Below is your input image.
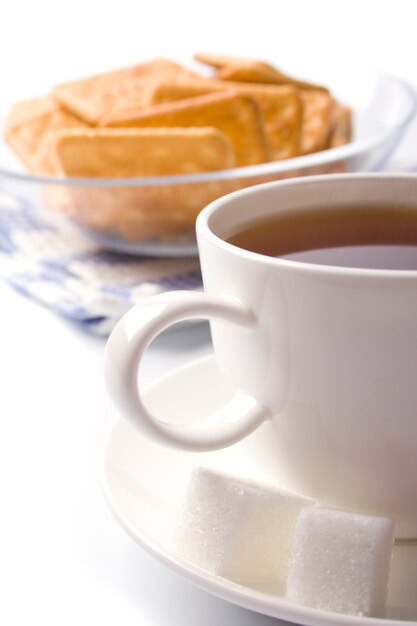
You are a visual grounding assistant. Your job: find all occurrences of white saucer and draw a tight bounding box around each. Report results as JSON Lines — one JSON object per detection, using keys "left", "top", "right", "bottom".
{"left": 101, "top": 355, "right": 417, "bottom": 626}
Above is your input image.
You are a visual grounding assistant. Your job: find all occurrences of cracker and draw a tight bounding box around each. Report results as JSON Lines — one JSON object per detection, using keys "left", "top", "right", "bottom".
{"left": 4, "top": 95, "right": 57, "bottom": 132}
{"left": 54, "top": 59, "right": 200, "bottom": 125}
{"left": 148, "top": 80, "right": 302, "bottom": 160}
{"left": 329, "top": 104, "right": 353, "bottom": 147}
{"left": 241, "top": 84, "right": 302, "bottom": 160}
{"left": 55, "top": 127, "right": 235, "bottom": 177}
{"left": 100, "top": 91, "right": 268, "bottom": 166}
{"left": 4, "top": 95, "right": 86, "bottom": 173}
{"left": 217, "top": 61, "right": 327, "bottom": 92}
{"left": 193, "top": 52, "right": 277, "bottom": 73}
{"left": 300, "top": 90, "right": 335, "bottom": 155}
{"left": 4, "top": 97, "right": 56, "bottom": 171}
{"left": 148, "top": 81, "right": 217, "bottom": 104}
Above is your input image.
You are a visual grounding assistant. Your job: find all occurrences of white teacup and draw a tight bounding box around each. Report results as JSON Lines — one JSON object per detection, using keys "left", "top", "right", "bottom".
{"left": 104, "top": 173, "right": 417, "bottom": 539}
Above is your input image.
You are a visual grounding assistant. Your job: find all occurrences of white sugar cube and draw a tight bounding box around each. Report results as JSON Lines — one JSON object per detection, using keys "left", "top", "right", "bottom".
{"left": 286, "top": 506, "right": 395, "bottom": 616}
{"left": 174, "top": 467, "right": 312, "bottom": 591}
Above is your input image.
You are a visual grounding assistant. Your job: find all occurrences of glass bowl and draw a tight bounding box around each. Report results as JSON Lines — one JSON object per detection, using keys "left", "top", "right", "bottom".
{"left": 0, "top": 71, "right": 415, "bottom": 257}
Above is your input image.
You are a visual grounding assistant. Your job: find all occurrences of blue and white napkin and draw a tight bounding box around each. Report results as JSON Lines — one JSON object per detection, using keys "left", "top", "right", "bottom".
{"left": 0, "top": 192, "right": 202, "bottom": 335}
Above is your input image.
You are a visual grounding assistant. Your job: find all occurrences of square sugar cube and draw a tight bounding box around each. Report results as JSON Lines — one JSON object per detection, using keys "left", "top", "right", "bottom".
{"left": 286, "top": 506, "right": 395, "bottom": 616}
{"left": 174, "top": 467, "right": 312, "bottom": 591}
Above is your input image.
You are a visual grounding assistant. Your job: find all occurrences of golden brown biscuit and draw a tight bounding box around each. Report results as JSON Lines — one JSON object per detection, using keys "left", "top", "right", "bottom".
{"left": 329, "top": 104, "right": 353, "bottom": 147}
{"left": 4, "top": 95, "right": 86, "bottom": 174}
{"left": 55, "top": 127, "right": 235, "bottom": 177}
{"left": 148, "top": 79, "right": 302, "bottom": 160}
{"left": 4, "top": 95, "right": 57, "bottom": 132}
{"left": 217, "top": 61, "right": 327, "bottom": 92}
{"left": 148, "top": 81, "right": 218, "bottom": 104}
{"left": 193, "top": 52, "right": 277, "bottom": 73}
{"left": 300, "top": 90, "right": 335, "bottom": 155}
{"left": 4, "top": 96, "right": 59, "bottom": 171}
{"left": 100, "top": 91, "right": 269, "bottom": 166}
{"left": 54, "top": 59, "right": 200, "bottom": 125}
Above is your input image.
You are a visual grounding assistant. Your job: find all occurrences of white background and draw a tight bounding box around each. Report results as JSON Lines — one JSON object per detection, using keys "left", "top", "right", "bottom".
{"left": 1, "top": 1, "right": 417, "bottom": 625}
{"left": 2, "top": 0, "right": 417, "bottom": 99}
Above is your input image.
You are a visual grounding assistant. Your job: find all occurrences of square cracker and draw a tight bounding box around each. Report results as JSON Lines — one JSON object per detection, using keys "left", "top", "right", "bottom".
{"left": 100, "top": 91, "right": 268, "bottom": 166}
{"left": 53, "top": 59, "right": 200, "bottom": 126}
{"left": 4, "top": 95, "right": 86, "bottom": 173}
{"left": 193, "top": 52, "right": 277, "bottom": 73}
{"left": 217, "top": 62, "right": 327, "bottom": 92}
{"left": 329, "top": 104, "right": 352, "bottom": 147}
{"left": 193, "top": 53, "right": 326, "bottom": 91}
{"left": 55, "top": 127, "right": 235, "bottom": 177}
{"left": 148, "top": 80, "right": 302, "bottom": 160}
{"left": 4, "top": 95, "right": 57, "bottom": 133}
{"left": 300, "top": 90, "right": 335, "bottom": 155}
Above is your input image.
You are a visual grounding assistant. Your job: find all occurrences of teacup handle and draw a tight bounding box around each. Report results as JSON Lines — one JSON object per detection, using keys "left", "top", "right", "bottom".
{"left": 104, "top": 291, "right": 270, "bottom": 451}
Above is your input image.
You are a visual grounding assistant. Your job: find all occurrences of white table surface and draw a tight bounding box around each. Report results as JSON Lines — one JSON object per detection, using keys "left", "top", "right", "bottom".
{"left": 1, "top": 2, "right": 417, "bottom": 624}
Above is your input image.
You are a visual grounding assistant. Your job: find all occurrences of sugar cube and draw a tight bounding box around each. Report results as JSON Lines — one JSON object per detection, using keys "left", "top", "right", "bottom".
{"left": 286, "top": 506, "right": 395, "bottom": 616}
{"left": 174, "top": 467, "right": 312, "bottom": 591}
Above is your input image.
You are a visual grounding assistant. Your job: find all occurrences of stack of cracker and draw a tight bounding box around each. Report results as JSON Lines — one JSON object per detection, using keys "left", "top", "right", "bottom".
{"left": 3, "top": 54, "right": 352, "bottom": 243}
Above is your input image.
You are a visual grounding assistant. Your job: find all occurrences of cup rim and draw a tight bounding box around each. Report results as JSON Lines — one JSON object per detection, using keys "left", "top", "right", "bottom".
{"left": 196, "top": 172, "right": 417, "bottom": 279}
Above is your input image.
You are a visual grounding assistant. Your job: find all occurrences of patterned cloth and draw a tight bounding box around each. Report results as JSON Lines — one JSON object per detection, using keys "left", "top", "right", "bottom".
{"left": 0, "top": 191, "right": 202, "bottom": 335}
